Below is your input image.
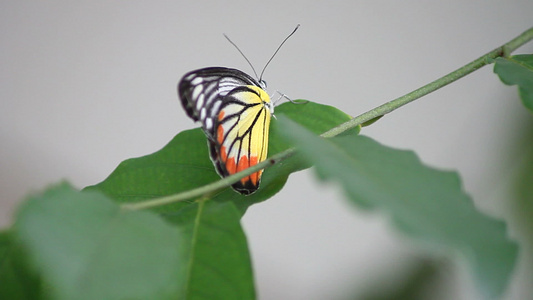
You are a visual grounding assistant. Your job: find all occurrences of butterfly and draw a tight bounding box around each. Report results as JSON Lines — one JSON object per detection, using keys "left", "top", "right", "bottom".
{"left": 178, "top": 67, "right": 272, "bottom": 194}
{"left": 178, "top": 25, "right": 299, "bottom": 195}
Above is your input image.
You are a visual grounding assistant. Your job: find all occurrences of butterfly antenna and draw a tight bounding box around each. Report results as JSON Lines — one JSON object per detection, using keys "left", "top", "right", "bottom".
{"left": 259, "top": 24, "right": 300, "bottom": 81}
{"left": 223, "top": 33, "right": 259, "bottom": 80}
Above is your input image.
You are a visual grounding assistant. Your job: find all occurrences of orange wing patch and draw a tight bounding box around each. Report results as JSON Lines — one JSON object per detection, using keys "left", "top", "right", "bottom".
{"left": 211, "top": 85, "right": 272, "bottom": 195}
{"left": 217, "top": 125, "right": 224, "bottom": 144}
{"left": 249, "top": 156, "right": 260, "bottom": 185}
{"left": 225, "top": 157, "right": 236, "bottom": 175}
{"left": 230, "top": 155, "right": 262, "bottom": 186}
{"left": 236, "top": 155, "right": 249, "bottom": 173}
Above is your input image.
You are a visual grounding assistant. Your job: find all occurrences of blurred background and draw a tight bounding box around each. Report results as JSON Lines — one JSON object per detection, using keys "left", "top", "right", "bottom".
{"left": 2, "top": 1, "right": 533, "bottom": 299}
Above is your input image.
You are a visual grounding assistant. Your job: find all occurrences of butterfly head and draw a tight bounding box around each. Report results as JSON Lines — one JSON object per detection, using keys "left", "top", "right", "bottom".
{"left": 258, "top": 79, "right": 267, "bottom": 90}
{"left": 257, "top": 79, "right": 274, "bottom": 112}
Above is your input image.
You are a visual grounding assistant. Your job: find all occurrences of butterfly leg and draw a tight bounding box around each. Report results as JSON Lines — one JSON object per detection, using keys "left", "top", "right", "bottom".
{"left": 272, "top": 91, "right": 290, "bottom": 105}
{"left": 272, "top": 91, "right": 307, "bottom": 105}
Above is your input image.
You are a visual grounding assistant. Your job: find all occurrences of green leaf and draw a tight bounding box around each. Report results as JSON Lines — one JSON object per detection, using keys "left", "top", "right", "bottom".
{"left": 164, "top": 201, "right": 255, "bottom": 299}
{"left": 507, "top": 120, "right": 533, "bottom": 297}
{"left": 14, "top": 183, "right": 183, "bottom": 300}
{"left": 13, "top": 183, "right": 256, "bottom": 300}
{"left": 85, "top": 101, "right": 357, "bottom": 213}
{"left": 0, "top": 231, "right": 43, "bottom": 300}
{"left": 494, "top": 55, "right": 533, "bottom": 112}
{"left": 277, "top": 116, "right": 518, "bottom": 300}
{"left": 77, "top": 101, "right": 354, "bottom": 300}
{"left": 355, "top": 259, "right": 440, "bottom": 300}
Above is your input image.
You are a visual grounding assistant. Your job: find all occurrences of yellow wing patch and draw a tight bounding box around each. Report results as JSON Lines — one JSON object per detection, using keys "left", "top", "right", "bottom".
{"left": 216, "top": 85, "right": 271, "bottom": 193}
{"left": 178, "top": 67, "right": 274, "bottom": 195}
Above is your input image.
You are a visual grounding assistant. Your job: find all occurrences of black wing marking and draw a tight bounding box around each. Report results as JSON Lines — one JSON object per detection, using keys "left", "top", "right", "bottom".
{"left": 178, "top": 67, "right": 261, "bottom": 137}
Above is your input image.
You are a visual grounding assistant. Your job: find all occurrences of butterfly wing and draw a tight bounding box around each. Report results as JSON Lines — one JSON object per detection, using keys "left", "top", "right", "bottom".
{"left": 178, "top": 67, "right": 272, "bottom": 195}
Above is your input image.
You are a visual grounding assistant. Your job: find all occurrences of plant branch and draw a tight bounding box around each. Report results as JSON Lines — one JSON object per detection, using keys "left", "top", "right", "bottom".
{"left": 122, "top": 26, "right": 533, "bottom": 211}
{"left": 121, "top": 149, "right": 295, "bottom": 210}
{"left": 321, "top": 26, "right": 533, "bottom": 138}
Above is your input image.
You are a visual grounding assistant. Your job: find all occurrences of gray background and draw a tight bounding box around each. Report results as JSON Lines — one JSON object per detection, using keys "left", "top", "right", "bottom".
{"left": 2, "top": 1, "right": 533, "bottom": 299}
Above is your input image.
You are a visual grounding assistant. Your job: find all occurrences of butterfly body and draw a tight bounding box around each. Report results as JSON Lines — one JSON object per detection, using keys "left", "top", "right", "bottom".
{"left": 178, "top": 67, "right": 273, "bottom": 195}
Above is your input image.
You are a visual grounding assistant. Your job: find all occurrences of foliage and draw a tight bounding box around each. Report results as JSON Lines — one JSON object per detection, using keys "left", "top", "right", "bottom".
{"left": 494, "top": 54, "right": 533, "bottom": 112}
{"left": 1, "top": 37, "right": 533, "bottom": 300}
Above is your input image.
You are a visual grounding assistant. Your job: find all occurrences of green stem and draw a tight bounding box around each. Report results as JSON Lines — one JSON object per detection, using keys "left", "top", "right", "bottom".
{"left": 123, "top": 26, "right": 533, "bottom": 211}
{"left": 122, "top": 148, "right": 296, "bottom": 210}
{"left": 321, "top": 26, "right": 533, "bottom": 138}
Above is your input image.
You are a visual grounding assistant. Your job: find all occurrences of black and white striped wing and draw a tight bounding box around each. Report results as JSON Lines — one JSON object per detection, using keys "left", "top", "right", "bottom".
{"left": 178, "top": 67, "right": 261, "bottom": 139}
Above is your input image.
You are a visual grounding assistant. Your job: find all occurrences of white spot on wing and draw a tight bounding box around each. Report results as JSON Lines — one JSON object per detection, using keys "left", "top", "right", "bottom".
{"left": 205, "top": 118, "right": 213, "bottom": 130}
{"left": 196, "top": 94, "right": 205, "bottom": 111}
{"left": 191, "top": 77, "right": 203, "bottom": 85}
{"left": 192, "top": 85, "right": 203, "bottom": 99}
{"left": 218, "top": 78, "right": 242, "bottom": 96}
{"left": 211, "top": 101, "right": 222, "bottom": 116}
{"left": 200, "top": 107, "right": 206, "bottom": 120}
